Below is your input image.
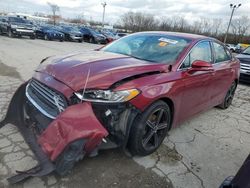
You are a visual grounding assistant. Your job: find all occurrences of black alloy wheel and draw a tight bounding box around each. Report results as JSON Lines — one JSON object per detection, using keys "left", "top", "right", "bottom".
{"left": 218, "top": 81, "right": 237, "bottom": 109}
{"left": 129, "top": 100, "right": 171, "bottom": 156}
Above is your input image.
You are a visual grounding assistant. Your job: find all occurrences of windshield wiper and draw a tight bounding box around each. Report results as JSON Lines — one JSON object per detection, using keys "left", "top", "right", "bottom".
{"left": 129, "top": 54, "right": 158, "bottom": 63}
{"left": 115, "top": 52, "right": 157, "bottom": 63}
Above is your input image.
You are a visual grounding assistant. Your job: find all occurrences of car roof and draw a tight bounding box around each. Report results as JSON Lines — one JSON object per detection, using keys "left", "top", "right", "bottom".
{"left": 134, "top": 31, "right": 213, "bottom": 41}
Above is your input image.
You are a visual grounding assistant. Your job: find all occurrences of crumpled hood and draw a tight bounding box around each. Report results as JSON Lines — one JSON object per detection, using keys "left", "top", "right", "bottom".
{"left": 36, "top": 51, "right": 168, "bottom": 91}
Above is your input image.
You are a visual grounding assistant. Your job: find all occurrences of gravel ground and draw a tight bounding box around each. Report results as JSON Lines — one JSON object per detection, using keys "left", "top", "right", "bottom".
{"left": 0, "top": 36, "right": 249, "bottom": 188}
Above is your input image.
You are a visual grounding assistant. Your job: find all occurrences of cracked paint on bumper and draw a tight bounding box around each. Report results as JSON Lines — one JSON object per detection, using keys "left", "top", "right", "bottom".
{"left": 38, "top": 102, "right": 109, "bottom": 161}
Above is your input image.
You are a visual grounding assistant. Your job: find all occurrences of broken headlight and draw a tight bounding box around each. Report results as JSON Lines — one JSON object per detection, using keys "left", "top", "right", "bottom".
{"left": 74, "top": 89, "right": 140, "bottom": 103}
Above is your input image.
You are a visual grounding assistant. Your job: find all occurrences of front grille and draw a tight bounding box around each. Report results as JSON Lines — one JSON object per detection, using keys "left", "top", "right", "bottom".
{"left": 241, "top": 63, "right": 250, "bottom": 73}
{"left": 26, "top": 79, "right": 68, "bottom": 119}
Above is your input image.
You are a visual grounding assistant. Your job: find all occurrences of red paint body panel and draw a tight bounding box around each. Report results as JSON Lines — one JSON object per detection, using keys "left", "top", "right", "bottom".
{"left": 32, "top": 32, "right": 240, "bottom": 154}
{"left": 38, "top": 102, "right": 108, "bottom": 161}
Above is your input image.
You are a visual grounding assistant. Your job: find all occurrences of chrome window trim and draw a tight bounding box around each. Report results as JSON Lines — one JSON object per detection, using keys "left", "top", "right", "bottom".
{"left": 25, "top": 83, "right": 56, "bottom": 119}
{"left": 177, "top": 39, "right": 213, "bottom": 71}
{"left": 177, "top": 39, "right": 232, "bottom": 71}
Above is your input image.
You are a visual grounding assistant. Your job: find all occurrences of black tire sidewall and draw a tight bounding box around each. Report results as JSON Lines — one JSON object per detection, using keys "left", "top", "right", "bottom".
{"left": 8, "top": 29, "right": 13, "bottom": 37}
{"left": 129, "top": 100, "right": 171, "bottom": 156}
{"left": 218, "top": 81, "right": 237, "bottom": 109}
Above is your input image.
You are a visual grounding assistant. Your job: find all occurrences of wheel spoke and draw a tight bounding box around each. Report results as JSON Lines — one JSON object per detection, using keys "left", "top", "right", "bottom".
{"left": 146, "top": 120, "right": 155, "bottom": 129}
{"left": 154, "top": 133, "right": 159, "bottom": 147}
{"left": 156, "top": 109, "right": 164, "bottom": 125}
{"left": 157, "top": 123, "right": 168, "bottom": 130}
{"left": 143, "top": 130, "right": 154, "bottom": 146}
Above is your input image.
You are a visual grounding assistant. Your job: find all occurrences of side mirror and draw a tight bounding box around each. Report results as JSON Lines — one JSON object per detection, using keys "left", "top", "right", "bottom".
{"left": 190, "top": 60, "right": 213, "bottom": 72}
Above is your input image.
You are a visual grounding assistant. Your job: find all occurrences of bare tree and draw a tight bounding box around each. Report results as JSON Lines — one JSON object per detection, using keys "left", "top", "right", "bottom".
{"left": 47, "top": 2, "right": 60, "bottom": 25}
{"left": 120, "top": 11, "right": 250, "bottom": 44}
{"left": 121, "top": 12, "right": 157, "bottom": 32}
{"left": 211, "top": 18, "right": 222, "bottom": 37}
{"left": 231, "top": 16, "right": 250, "bottom": 42}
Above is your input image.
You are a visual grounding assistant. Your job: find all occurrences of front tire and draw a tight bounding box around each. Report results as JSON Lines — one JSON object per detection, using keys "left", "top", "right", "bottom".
{"left": 218, "top": 81, "right": 237, "bottom": 109}
{"left": 89, "top": 37, "right": 95, "bottom": 43}
{"left": 30, "top": 35, "right": 35, "bottom": 40}
{"left": 44, "top": 34, "right": 48, "bottom": 40}
{"left": 128, "top": 100, "right": 171, "bottom": 156}
{"left": 8, "top": 29, "right": 13, "bottom": 38}
{"left": 55, "top": 139, "right": 86, "bottom": 176}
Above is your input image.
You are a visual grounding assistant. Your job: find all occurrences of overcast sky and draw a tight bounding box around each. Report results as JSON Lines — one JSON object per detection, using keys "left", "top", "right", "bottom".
{"left": 0, "top": 0, "right": 250, "bottom": 24}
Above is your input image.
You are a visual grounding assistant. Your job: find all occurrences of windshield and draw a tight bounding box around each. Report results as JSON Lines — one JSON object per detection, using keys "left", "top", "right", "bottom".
{"left": 242, "top": 47, "right": 250, "bottom": 55}
{"left": 43, "top": 26, "right": 58, "bottom": 31}
{"left": 9, "top": 17, "right": 28, "bottom": 23}
{"left": 102, "top": 34, "right": 191, "bottom": 63}
{"left": 63, "top": 27, "right": 80, "bottom": 33}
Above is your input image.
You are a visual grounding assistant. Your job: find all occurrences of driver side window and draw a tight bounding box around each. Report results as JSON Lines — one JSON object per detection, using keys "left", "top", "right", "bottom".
{"left": 181, "top": 41, "right": 212, "bottom": 69}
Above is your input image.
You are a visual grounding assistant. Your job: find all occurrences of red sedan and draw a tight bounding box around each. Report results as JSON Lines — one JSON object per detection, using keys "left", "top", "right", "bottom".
{"left": 1, "top": 32, "right": 240, "bottom": 183}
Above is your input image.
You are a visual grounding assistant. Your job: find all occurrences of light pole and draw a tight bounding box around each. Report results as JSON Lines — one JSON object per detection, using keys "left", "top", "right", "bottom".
{"left": 224, "top": 3, "right": 241, "bottom": 44}
{"left": 101, "top": 2, "right": 107, "bottom": 27}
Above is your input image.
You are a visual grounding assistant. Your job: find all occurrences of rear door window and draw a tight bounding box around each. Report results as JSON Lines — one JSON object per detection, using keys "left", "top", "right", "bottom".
{"left": 181, "top": 41, "right": 212, "bottom": 69}
{"left": 213, "top": 42, "right": 231, "bottom": 63}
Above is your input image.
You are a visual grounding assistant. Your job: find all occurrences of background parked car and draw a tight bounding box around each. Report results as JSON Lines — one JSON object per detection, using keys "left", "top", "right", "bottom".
{"left": 58, "top": 26, "right": 83, "bottom": 42}
{"left": 36, "top": 25, "right": 64, "bottom": 42}
{"left": 101, "top": 30, "right": 116, "bottom": 43}
{"left": 236, "top": 46, "right": 250, "bottom": 83}
{"left": 79, "top": 27, "right": 107, "bottom": 44}
{"left": 226, "top": 43, "right": 236, "bottom": 52}
{"left": 114, "top": 32, "right": 128, "bottom": 39}
{"left": 0, "top": 16, "right": 35, "bottom": 39}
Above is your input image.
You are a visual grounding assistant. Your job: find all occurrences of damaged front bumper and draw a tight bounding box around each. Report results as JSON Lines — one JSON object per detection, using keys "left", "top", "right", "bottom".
{"left": 0, "top": 82, "right": 109, "bottom": 184}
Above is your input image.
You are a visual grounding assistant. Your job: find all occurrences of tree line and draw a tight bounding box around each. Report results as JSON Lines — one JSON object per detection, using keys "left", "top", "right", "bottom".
{"left": 119, "top": 12, "right": 250, "bottom": 44}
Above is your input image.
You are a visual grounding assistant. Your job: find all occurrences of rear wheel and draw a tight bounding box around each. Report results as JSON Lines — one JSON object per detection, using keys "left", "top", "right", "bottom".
{"left": 129, "top": 100, "right": 171, "bottom": 156}
{"left": 218, "top": 81, "right": 237, "bottom": 109}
